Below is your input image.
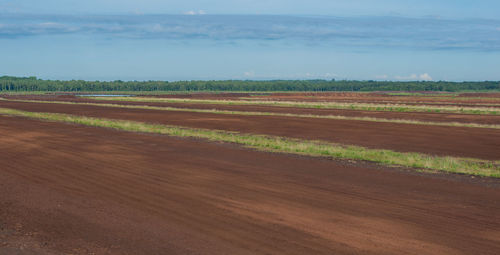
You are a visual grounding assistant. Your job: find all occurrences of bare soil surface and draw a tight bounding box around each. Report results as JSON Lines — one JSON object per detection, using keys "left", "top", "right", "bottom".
{"left": 249, "top": 92, "right": 500, "bottom": 106}
{"left": 0, "top": 100, "right": 499, "bottom": 160}
{"left": 1, "top": 116, "right": 500, "bottom": 254}
{"left": 76, "top": 97, "right": 500, "bottom": 125}
{"left": 250, "top": 96, "right": 500, "bottom": 107}
{"left": 459, "top": 93, "right": 500, "bottom": 98}
{"left": 6, "top": 95, "right": 500, "bottom": 125}
{"left": 137, "top": 91, "right": 500, "bottom": 103}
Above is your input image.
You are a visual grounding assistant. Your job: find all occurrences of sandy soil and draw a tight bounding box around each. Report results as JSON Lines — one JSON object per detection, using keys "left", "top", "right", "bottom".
{"left": 1, "top": 116, "right": 499, "bottom": 254}
{"left": 0, "top": 100, "right": 499, "bottom": 160}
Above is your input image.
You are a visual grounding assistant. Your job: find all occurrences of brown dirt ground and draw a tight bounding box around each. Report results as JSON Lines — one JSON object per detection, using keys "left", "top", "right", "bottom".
{"left": 9, "top": 92, "right": 500, "bottom": 106}
{"left": 140, "top": 91, "right": 500, "bottom": 102}
{"left": 7, "top": 95, "right": 500, "bottom": 125}
{"left": 459, "top": 93, "right": 500, "bottom": 98}
{"left": 119, "top": 91, "right": 500, "bottom": 106}
{"left": 1, "top": 116, "right": 499, "bottom": 254}
{"left": 248, "top": 95, "right": 500, "bottom": 107}
{"left": 0, "top": 100, "right": 499, "bottom": 160}
{"left": 62, "top": 96, "right": 500, "bottom": 125}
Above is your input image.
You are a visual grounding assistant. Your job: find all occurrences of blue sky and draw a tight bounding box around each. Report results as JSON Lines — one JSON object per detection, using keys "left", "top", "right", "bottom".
{"left": 3, "top": 0, "right": 500, "bottom": 18}
{"left": 0, "top": 1, "right": 499, "bottom": 81}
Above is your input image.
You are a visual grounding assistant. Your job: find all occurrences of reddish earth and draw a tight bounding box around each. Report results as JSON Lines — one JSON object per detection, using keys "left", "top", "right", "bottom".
{"left": 67, "top": 97, "right": 500, "bottom": 125}
{"left": 140, "top": 91, "right": 500, "bottom": 103}
{"left": 84, "top": 99, "right": 500, "bottom": 125}
{"left": 248, "top": 94, "right": 500, "bottom": 107}
{"left": 0, "top": 100, "right": 499, "bottom": 160}
{"left": 7, "top": 95, "right": 500, "bottom": 125}
{"left": 1, "top": 116, "right": 500, "bottom": 254}
{"left": 459, "top": 93, "right": 500, "bottom": 98}
{"left": 126, "top": 91, "right": 500, "bottom": 106}
{"left": 151, "top": 92, "right": 266, "bottom": 99}
{"left": 99, "top": 91, "right": 499, "bottom": 105}
{"left": 10, "top": 91, "right": 500, "bottom": 105}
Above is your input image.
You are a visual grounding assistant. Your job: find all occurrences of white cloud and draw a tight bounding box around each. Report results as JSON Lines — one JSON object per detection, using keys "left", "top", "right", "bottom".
{"left": 4, "top": 15, "right": 499, "bottom": 51}
{"left": 395, "top": 74, "right": 417, "bottom": 80}
{"left": 184, "top": 10, "right": 206, "bottom": 15}
{"left": 241, "top": 72, "right": 338, "bottom": 79}
{"left": 243, "top": 70, "right": 255, "bottom": 77}
{"left": 303, "top": 72, "right": 338, "bottom": 78}
{"left": 38, "top": 22, "right": 62, "bottom": 28}
{"left": 151, "top": 24, "right": 163, "bottom": 32}
{"left": 375, "top": 74, "right": 388, "bottom": 79}
{"left": 322, "top": 73, "right": 338, "bottom": 78}
{"left": 419, "top": 73, "right": 433, "bottom": 81}
{"left": 395, "top": 73, "right": 432, "bottom": 81}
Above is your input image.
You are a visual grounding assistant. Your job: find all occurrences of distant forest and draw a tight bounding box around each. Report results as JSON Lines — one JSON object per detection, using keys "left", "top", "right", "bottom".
{"left": 1, "top": 76, "right": 499, "bottom": 92}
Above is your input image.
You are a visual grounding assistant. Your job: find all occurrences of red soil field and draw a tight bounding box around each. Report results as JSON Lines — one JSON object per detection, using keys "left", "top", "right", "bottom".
{"left": 19, "top": 91, "right": 500, "bottom": 105}
{"left": 459, "top": 93, "right": 500, "bottom": 98}
{"left": 248, "top": 92, "right": 500, "bottom": 105}
{"left": 144, "top": 91, "right": 500, "bottom": 103}
{"left": 116, "top": 91, "right": 500, "bottom": 106}
{"left": 1, "top": 116, "right": 499, "bottom": 254}
{"left": 0, "top": 100, "right": 499, "bottom": 160}
{"left": 6, "top": 94, "right": 500, "bottom": 125}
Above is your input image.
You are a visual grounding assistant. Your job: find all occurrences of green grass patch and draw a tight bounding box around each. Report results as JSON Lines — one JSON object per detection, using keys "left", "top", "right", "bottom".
{"left": 0, "top": 107, "right": 499, "bottom": 178}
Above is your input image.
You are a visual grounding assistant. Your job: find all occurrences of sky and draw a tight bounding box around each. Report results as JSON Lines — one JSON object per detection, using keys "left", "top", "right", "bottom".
{"left": 0, "top": 0, "right": 499, "bottom": 81}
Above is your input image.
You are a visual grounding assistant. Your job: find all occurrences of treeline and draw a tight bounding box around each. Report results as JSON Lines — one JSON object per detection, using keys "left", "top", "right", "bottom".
{"left": 0, "top": 76, "right": 499, "bottom": 92}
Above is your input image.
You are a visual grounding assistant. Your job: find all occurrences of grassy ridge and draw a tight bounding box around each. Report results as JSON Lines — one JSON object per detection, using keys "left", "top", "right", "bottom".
{"left": 0, "top": 107, "right": 498, "bottom": 177}
{"left": 3, "top": 98, "right": 500, "bottom": 129}
{"left": 89, "top": 96, "right": 500, "bottom": 115}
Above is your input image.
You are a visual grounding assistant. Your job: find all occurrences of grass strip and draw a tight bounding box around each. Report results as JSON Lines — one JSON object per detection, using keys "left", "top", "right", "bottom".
{"left": 87, "top": 96, "right": 500, "bottom": 115}
{"left": 1, "top": 107, "right": 499, "bottom": 177}
{"left": 3, "top": 98, "right": 500, "bottom": 130}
